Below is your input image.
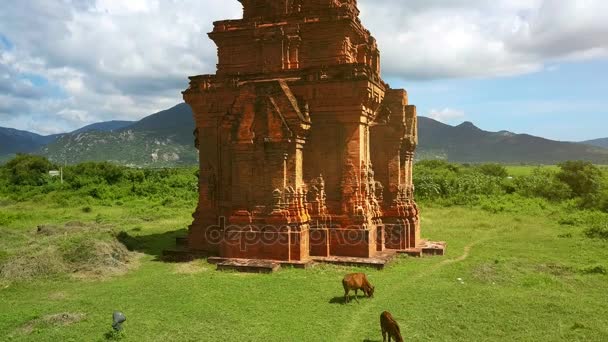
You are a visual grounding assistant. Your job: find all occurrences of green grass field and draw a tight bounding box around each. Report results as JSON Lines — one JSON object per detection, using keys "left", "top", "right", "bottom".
{"left": 505, "top": 165, "right": 560, "bottom": 177}
{"left": 1, "top": 195, "right": 608, "bottom": 341}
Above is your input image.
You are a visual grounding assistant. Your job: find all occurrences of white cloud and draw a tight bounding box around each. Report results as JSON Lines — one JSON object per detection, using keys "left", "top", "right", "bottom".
{"left": 0, "top": 0, "right": 607, "bottom": 134}
{"left": 0, "top": 0, "right": 242, "bottom": 134}
{"left": 428, "top": 108, "right": 466, "bottom": 123}
{"left": 361, "top": 0, "right": 608, "bottom": 79}
{"left": 95, "top": 0, "right": 159, "bottom": 14}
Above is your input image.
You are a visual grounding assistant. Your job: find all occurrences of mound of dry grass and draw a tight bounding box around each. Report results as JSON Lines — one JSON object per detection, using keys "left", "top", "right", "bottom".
{"left": 19, "top": 312, "right": 86, "bottom": 335}
{"left": 0, "top": 222, "right": 139, "bottom": 282}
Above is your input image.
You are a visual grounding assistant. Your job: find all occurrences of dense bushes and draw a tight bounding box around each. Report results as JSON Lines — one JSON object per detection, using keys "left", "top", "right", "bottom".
{"left": 476, "top": 163, "right": 508, "bottom": 178}
{"left": 64, "top": 162, "right": 125, "bottom": 186}
{"left": 514, "top": 168, "right": 572, "bottom": 201}
{"left": 555, "top": 161, "right": 606, "bottom": 209}
{"left": 413, "top": 160, "right": 607, "bottom": 212}
{"left": 0, "top": 155, "right": 198, "bottom": 204}
{"left": 414, "top": 161, "right": 505, "bottom": 202}
{"left": 2, "top": 154, "right": 56, "bottom": 186}
{"left": 557, "top": 161, "right": 603, "bottom": 198}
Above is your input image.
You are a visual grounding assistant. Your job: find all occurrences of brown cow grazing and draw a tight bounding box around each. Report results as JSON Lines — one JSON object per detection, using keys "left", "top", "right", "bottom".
{"left": 342, "top": 273, "right": 374, "bottom": 303}
{"left": 380, "top": 311, "right": 403, "bottom": 342}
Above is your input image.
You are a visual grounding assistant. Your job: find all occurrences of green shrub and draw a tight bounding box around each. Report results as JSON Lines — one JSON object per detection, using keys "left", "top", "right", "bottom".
{"left": 126, "top": 169, "right": 145, "bottom": 191}
{"left": 515, "top": 168, "right": 571, "bottom": 201}
{"left": 454, "top": 173, "right": 503, "bottom": 196}
{"left": 65, "top": 162, "right": 125, "bottom": 185}
{"left": 557, "top": 161, "right": 603, "bottom": 198}
{"left": 81, "top": 184, "right": 111, "bottom": 200}
{"left": 414, "top": 161, "right": 504, "bottom": 201}
{"left": 3, "top": 154, "right": 55, "bottom": 186}
{"left": 477, "top": 163, "right": 508, "bottom": 178}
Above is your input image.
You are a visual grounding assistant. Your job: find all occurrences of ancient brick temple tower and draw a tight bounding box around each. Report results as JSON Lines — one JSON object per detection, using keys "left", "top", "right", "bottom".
{"left": 183, "top": 0, "right": 438, "bottom": 265}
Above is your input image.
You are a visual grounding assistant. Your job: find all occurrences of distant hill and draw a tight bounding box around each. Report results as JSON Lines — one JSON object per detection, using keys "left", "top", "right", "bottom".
{"left": 0, "top": 127, "right": 58, "bottom": 155}
{"left": 124, "top": 103, "right": 194, "bottom": 145}
{"left": 71, "top": 120, "right": 134, "bottom": 134}
{"left": 581, "top": 138, "right": 608, "bottom": 149}
{"left": 40, "top": 104, "right": 197, "bottom": 167}
{"left": 417, "top": 117, "right": 608, "bottom": 164}
{"left": 1, "top": 119, "right": 135, "bottom": 157}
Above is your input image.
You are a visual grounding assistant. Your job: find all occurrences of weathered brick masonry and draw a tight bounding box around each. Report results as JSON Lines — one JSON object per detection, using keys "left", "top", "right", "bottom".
{"left": 183, "top": 0, "right": 425, "bottom": 263}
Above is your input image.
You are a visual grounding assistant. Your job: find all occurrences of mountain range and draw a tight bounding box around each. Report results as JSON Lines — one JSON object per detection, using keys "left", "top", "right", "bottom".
{"left": 0, "top": 120, "right": 133, "bottom": 156}
{"left": 39, "top": 104, "right": 197, "bottom": 167}
{"left": 70, "top": 120, "right": 134, "bottom": 135}
{"left": 1, "top": 104, "right": 607, "bottom": 166}
{"left": 417, "top": 118, "right": 608, "bottom": 164}
{"left": 582, "top": 138, "right": 608, "bottom": 149}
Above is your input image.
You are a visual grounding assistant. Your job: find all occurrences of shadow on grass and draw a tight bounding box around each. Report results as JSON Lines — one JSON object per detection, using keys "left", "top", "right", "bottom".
{"left": 328, "top": 295, "right": 368, "bottom": 304}
{"left": 363, "top": 340, "right": 382, "bottom": 342}
{"left": 103, "top": 330, "right": 125, "bottom": 341}
{"left": 116, "top": 229, "right": 187, "bottom": 261}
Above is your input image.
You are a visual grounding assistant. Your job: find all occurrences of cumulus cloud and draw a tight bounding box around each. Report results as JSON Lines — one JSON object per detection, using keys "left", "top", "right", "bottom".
{"left": 0, "top": 0, "right": 241, "bottom": 133}
{"left": 427, "top": 108, "right": 466, "bottom": 124}
{"left": 360, "top": 0, "right": 608, "bottom": 79}
{"left": 0, "top": 0, "right": 607, "bottom": 134}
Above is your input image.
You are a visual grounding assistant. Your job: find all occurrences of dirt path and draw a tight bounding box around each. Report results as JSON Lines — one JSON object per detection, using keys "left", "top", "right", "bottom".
{"left": 336, "top": 238, "right": 487, "bottom": 341}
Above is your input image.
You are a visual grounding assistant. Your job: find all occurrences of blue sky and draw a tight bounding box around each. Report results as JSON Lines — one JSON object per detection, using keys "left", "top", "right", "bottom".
{"left": 0, "top": 0, "right": 607, "bottom": 141}
{"left": 393, "top": 59, "right": 608, "bottom": 141}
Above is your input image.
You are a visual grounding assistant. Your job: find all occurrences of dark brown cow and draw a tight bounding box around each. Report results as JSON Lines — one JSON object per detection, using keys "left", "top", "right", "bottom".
{"left": 380, "top": 311, "right": 403, "bottom": 342}
{"left": 342, "top": 273, "right": 374, "bottom": 303}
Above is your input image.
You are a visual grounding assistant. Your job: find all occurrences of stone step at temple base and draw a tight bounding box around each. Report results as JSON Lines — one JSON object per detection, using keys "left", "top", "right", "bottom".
{"left": 420, "top": 240, "right": 447, "bottom": 256}
{"left": 278, "top": 260, "right": 315, "bottom": 269}
{"left": 312, "top": 250, "right": 398, "bottom": 270}
{"left": 211, "top": 258, "right": 282, "bottom": 273}
{"left": 208, "top": 257, "right": 313, "bottom": 272}
{"left": 208, "top": 251, "right": 398, "bottom": 273}
{"left": 396, "top": 241, "right": 447, "bottom": 258}
{"left": 398, "top": 248, "right": 423, "bottom": 257}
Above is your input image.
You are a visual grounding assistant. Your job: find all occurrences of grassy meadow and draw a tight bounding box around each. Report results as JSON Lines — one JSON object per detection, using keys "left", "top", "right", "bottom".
{"left": 1, "top": 157, "right": 607, "bottom": 341}
{"left": 505, "top": 165, "right": 560, "bottom": 177}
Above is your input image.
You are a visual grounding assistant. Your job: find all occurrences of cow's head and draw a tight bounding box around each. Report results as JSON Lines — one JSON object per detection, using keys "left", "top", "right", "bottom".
{"left": 365, "top": 285, "right": 375, "bottom": 298}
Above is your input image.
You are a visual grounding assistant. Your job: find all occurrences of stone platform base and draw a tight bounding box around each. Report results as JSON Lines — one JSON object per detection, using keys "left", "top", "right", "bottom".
{"left": 208, "top": 257, "right": 314, "bottom": 271}
{"left": 398, "top": 248, "right": 423, "bottom": 257}
{"left": 312, "top": 250, "right": 398, "bottom": 270}
{"left": 213, "top": 258, "right": 282, "bottom": 273}
{"left": 421, "top": 240, "right": 447, "bottom": 256}
{"left": 162, "top": 240, "right": 446, "bottom": 273}
{"left": 396, "top": 240, "right": 447, "bottom": 257}
{"left": 206, "top": 250, "right": 397, "bottom": 273}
